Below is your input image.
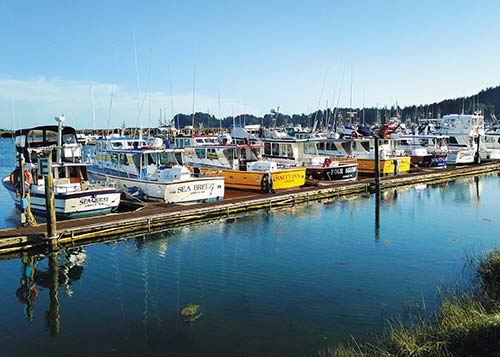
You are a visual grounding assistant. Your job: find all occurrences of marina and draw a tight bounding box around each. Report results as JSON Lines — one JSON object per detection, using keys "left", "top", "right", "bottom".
{"left": 3, "top": 1, "right": 500, "bottom": 354}
{"left": 1, "top": 156, "right": 499, "bottom": 254}
{"left": 1, "top": 160, "right": 499, "bottom": 356}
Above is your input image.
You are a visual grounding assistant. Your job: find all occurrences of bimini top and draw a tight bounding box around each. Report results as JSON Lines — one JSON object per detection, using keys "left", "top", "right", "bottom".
{"left": 14, "top": 125, "right": 80, "bottom": 163}
{"left": 14, "top": 125, "right": 76, "bottom": 138}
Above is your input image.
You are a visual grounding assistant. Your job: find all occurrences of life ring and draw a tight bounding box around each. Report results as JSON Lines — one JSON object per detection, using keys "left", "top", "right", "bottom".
{"left": 30, "top": 285, "right": 39, "bottom": 300}
{"left": 9, "top": 169, "right": 32, "bottom": 188}
{"left": 322, "top": 158, "right": 332, "bottom": 167}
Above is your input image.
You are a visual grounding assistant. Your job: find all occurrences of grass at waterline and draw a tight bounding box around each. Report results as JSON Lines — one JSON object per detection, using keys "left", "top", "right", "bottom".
{"left": 322, "top": 249, "right": 500, "bottom": 357}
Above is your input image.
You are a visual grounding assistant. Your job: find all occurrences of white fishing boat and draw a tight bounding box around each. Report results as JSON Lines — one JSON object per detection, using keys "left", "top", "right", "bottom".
{"left": 89, "top": 136, "right": 225, "bottom": 203}
{"left": 417, "top": 114, "right": 490, "bottom": 164}
{"left": 483, "top": 124, "right": 500, "bottom": 160}
{"left": 390, "top": 134, "right": 449, "bottom": 168}
{"left": 2, "top": 116, "right": 121, "bottom": 219}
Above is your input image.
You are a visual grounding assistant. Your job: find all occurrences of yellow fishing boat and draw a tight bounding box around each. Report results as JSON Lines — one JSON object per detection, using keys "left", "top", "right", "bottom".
{"left": 351, "top": 138, "right": 411, "bottom": 175}
{"left": 182, "top": 142, "right": 306, "bottom": 192}
{"left": 356, "top": 157, "right": 411, "bottom": 175}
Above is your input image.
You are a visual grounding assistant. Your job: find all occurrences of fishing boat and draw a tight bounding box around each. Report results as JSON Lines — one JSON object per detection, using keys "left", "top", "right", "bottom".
{"left": 417, "top": 114, "right": 491, "bottom": 164}
{"left": 181, "top": 141, "right": 306, "bottom": 192}
{"left": 351, "top": 138, "right": 411, "bottom": 175}
{"left": 483, "top": 124, "right": 500, "bottom": 160}
{"left": 230, "top": 125, "right": 357, "bottom": 181}
{"left": 2, "top": 116, "right": 121, "bottom": 219}
{"left": 390, "top": 134, "right": 449, "bottom": 168}
{"left": 89, "top": 136, "right": 225, "bottom": 203}
{"left": 261, "top": 138, "right": 358, "bottom": 181}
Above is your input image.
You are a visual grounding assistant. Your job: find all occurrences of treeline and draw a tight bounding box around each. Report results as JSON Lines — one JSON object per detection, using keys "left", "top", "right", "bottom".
{"left": 167, "top": 86, "right": 500, "bottom": 130}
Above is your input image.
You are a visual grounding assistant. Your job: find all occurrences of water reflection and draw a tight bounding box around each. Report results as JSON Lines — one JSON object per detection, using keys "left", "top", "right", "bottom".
{"left": 15, "top": 247, "right": 88, "bottom": 336}
{"left": 16, "top": 254, "right": 38, "bottom": 321}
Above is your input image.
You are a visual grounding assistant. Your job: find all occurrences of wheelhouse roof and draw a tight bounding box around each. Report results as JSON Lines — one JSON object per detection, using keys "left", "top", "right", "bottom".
{"left": 15, "top": 125, "right": 76, "bottom": 137}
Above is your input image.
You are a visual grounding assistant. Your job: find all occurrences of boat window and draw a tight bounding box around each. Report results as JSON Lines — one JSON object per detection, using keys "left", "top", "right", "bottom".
{"left": 145, "top": 153, "right": 157, "bottom": 165}
{"left": 222, "top": 149, "right": 234, "bottom": 161}
{"left": 207, "top": 148, "right": 218, "bottom": 159}
{"left": 159, "top": 152, "right": 177, "bottom": 164}
{"left": 195, "top": 148, "right": 206, "bottom": 159}
{"left": 327, "top": 142, "right": 338, "bottom": 151}
{"left": 341, "top": 142, "right": 352, "bottom": 155}
{"left": 112, "top": 142, "right": 123, "bottom": 149}
{"left": 448, "top": 137, "right": 466, "bottom": 147}
{"left": 63, "top": 134, "right": 76, "bottom": 144}
{"left": 280, "top": 144, "right": 293, "bottom": 158}
{"left": 15, "top": 135, "right": 26, "bottom": 147}
{"left": 45, "top": 130, "right": 58, "bottom": 143}
{"left": 251, "top": 148, "right": 261, "bottom": 160}
{"left": 57, "top": 167, "right": 66, "bottom": 178}
{"left": 132, "top": 154, "right": 142, "bottom": 171}
{"left": 264, "top": 142, "right": 271, "bottom": 155}
{"left": 111, "top": 153, "right": 119, "bottom": 164}
{"left": 238, "top": 149, "right": 246, "bottom": 160}
{"left": 120, "top": 153, "right": 128, "bottom": 165}
{"left": 272, "top": 143, "right": 280, "bottom": 156}
{"left": 303, "top": 143, "right": 317, "bottom": 155}
{"left": 360, "top": 141, "right": 370, "bottom": 152}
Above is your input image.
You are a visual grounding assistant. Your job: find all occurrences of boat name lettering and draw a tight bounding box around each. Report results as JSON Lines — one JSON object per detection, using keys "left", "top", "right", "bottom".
{"left": 177, "top": 183, "right": 215, "bottom": 193}
{"left": 80, "top": 196, "right": 109, "bottom": 205}
{"left": 274, "top": 173, "right": 303, "bottom": 181}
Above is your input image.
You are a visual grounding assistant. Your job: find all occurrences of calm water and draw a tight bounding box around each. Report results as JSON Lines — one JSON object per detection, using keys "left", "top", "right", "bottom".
{"left": 1, "top": 138, "right": 500, "bottom": 356}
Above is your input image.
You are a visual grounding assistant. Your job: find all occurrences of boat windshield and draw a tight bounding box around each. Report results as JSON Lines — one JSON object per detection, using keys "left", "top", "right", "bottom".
{"left": 158, "top": 151, "right": 179, "bottom": 165}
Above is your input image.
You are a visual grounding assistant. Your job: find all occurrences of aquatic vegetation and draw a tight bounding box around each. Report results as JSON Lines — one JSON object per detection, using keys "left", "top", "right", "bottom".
{"left": 322, "top": 248, "right": 500, "bottom": 357}
{"left": 180, "top": 304, "right": 203, "bottom": 322}
{"left": 478, "top": 248, "right": 500, "bottom": 301}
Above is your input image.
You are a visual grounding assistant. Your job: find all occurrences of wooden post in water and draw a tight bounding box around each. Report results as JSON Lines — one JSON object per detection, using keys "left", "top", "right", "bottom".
{"left": 47, "top": 251, "right": 60, "bottom": 336}
{"left": 375, "top": 187, "right": 381, "bottom": 241}
{"left": 374, "top": 135, "right": 381, "bottom": 191}
{"left": 42, "top": 151, "right": 57, "bottom": 243}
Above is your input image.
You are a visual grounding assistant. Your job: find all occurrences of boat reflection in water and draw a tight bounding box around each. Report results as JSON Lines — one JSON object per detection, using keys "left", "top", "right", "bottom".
{"left": 15, "top": 248, "right": 87, "bottom": 335}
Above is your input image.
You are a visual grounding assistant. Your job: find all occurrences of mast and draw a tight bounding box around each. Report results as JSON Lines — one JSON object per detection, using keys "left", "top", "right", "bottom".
{"left": 191, "top": 69, "right": 196, "bottom": 138}
{"left": 133, "top": 32, "right": 142, "bottom": 141}
{"left": 90, "top": 85, "right": 96, "bottom": 132}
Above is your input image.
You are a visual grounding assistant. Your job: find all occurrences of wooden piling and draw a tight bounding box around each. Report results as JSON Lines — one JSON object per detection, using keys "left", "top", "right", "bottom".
{"left": 374, "top": 136, "right": 381, "bottom": 191}
{"left": 44, "top": 152, "right": 57, "bottom": 241}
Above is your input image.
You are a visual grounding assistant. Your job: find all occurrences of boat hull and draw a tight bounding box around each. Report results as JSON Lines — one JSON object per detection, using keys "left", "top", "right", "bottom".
{"left": 193, "top": 167, "right": 306, "bottom": 192}
{"left": 306, "top": 163, "right": 358, "bottom": 181}
{"left": 2, "top": 176, "right": 121, "bottom": 219}
{"left": 356, "top": 157, "right": 411, "bottom": 175}
{"left": 89, "top": 169, "right": 225, "bottom": 203}
{"left": 411, "top": 153, "right": 448, "bottom": 168}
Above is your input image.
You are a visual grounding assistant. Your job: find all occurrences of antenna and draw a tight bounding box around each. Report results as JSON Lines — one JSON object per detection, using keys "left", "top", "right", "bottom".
{"left": 133, "top": 32, "right": 142, "bottom": 140}
{"left": 218, "top": 92, "right": 222, "bottom": 132}
{"left": 349, "top": 67, "right": 353, "bottom": 110}
{"left": 107, "top": 86, "right": 114, "bottom": 137}
{"left": 313, "top": 69, "right": 328, "bottom": 131}
{"left": 10, "top": 97, "right": 16, "bottom": 132}
{"left": 90, "top": 85, "right": 96, "bottom": 132}
{"left": 191, "top": 69, "right": 196, "bottom": 137}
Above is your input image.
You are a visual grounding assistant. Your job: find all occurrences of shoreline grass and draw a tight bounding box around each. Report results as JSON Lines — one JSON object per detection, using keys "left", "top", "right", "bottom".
{"left": 323, "top": 248, "right": 500, "bottom": 357}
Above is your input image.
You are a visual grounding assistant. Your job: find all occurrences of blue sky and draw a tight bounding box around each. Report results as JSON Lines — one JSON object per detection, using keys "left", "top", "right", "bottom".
{"left": 1, "top": 0, "right": 499, "bottom": 129}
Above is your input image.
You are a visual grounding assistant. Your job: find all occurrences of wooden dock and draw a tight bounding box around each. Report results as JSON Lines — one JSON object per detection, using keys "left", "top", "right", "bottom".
{"left": 1, "top": 162, "right": 499, "bottom": 257}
